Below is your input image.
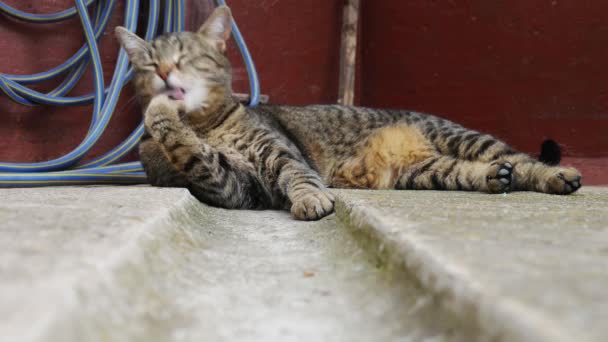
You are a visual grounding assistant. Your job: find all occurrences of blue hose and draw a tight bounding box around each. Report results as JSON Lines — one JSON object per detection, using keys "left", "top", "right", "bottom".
{"left": 0, "top": 0, "right": 260, "bottom": 187}
{"left": 215, "top": 0, "right": 260, "bottom": 106}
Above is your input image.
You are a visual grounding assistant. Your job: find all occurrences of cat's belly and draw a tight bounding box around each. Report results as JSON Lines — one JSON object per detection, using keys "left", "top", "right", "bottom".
{"left": 328, "top": 124, "right": 435, "bottom": 189}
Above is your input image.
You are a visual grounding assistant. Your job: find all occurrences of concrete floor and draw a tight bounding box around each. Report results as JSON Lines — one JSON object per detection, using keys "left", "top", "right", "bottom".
{"left": 336, "top": 187, "right": 608, "bottom": 342}
{"left": 1, "top": 186, "right": 607, "bottom": 341}
{"left": 0, "top": 186, "right": 464, "bottom": 342}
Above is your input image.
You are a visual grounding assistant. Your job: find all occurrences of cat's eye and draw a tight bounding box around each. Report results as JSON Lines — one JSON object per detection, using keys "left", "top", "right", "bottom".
{"left": 142, "top": 62, "right": 158, "bottom": 70}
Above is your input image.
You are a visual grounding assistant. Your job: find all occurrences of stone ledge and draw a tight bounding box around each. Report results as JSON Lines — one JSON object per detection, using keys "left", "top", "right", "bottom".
{"left": 3, "top": 186, "right": 450, "bottom": 342}
{"left": 0, "top": 186, "right": 201, "bottom": 341}
{"left": 334, "top": 187, "right": 608, "bottom": 342}
{"left": 5, "top": 185, "right": 607, "bottom": 341}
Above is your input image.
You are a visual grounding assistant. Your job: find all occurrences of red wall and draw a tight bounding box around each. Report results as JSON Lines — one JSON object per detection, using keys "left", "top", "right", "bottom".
{"left": 359, "top": 1, "right": 608, "bottom": 158}
{"left": 0, "top": 1, "right": 606, "bottom": 182}
{"left": 208, "top": 0, "right": 607, "bottom": 159}
{"left": 189, "top": 0, "right": 345, "bottom": 105}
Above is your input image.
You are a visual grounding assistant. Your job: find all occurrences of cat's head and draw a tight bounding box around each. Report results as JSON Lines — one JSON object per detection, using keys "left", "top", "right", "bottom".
{"left": 115, "top": 6, "right": 233, "bottom": 112}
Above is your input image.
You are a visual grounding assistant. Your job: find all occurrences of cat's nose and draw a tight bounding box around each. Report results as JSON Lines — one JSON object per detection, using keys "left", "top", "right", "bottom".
{"left": 157, "top": 63, "right": 175, "bottom": 81}
{"left": 164, "top": 75, "right": 178, "bottom": 90}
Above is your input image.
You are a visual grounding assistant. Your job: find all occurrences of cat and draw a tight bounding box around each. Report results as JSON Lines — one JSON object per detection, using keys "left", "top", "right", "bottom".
{"left": 115, "top": 6, "right": 582, "bottom": 221}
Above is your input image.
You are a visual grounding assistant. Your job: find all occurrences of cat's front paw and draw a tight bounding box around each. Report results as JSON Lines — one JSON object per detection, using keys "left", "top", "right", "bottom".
{"left": 144, "top": 95, "right": 184, "bottom": 129}
{"left": 485, "top": 161, "right": 513, "bottom": 193}
{"left": 291, "top": 190, "right": 335, "bottom": 221}
{"left": 544, "top": 167, "right": 582, "bottom": 195}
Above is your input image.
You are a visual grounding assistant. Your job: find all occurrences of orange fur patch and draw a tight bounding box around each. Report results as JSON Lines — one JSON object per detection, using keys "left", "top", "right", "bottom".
{"left": 307, "top": 142, "right": 326, "bottom": 172}
{"left": 332, "top": 125, "right": 435, "bottom": 189}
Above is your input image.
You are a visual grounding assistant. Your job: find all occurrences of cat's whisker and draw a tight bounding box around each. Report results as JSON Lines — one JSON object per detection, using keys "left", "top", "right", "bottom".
{"left": 114, "top": 95, "right": 140, "bottom": 115}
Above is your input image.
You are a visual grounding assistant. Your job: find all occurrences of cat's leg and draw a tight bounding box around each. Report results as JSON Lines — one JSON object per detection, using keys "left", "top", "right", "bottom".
{"left": 139, "top": 130, "right": 189, "bottom": 187}
{"left": 424, "top": 120, "right": 582, "bottom": 194}
{"left": 252, "top": 140, "right": 335, "bottom": 221}
{"left": 420, "top": 118, "right": 517, "bottom": 161}
{"left": 144, "top": 95, "right": 273, "bottom": 209}
{"left": 395, "top": 155, "right": 515, "bottom": 193}
{"left": 456, "top": 136, "right": 582, "bottom": 194}
{"left": 277, "top": 158, "right": 335, "bottom": 220}
{"left": 487, "top": 154, "right": 581, "bottom": 194}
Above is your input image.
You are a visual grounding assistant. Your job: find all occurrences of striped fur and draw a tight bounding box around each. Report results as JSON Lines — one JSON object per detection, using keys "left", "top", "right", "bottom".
{"left": 117, "top": 6, "right": 582, "bottom": 221}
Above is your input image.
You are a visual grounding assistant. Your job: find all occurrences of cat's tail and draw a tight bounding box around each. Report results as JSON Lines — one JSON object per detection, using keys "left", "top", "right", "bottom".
{"left": 538, "top": 139, "right": 561, "bottom": 166}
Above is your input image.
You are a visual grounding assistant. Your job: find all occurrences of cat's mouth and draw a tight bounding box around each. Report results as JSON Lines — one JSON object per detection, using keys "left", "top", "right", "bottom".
{"left": 164, "top": 87, "right": 186, "bottom": 101}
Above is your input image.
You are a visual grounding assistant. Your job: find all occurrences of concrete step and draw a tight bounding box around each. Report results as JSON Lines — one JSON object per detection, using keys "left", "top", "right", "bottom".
{"left": 3, "top": 186, "right": 607, "bottom": 341}
{"left": 2, "top": 186, "right": 463, "bottom": 342}
{"left": 0, "top": 186, "right": 202, "bottom": 341}
{"left": 334, "top": 187, "right": 608, "bottom": 342}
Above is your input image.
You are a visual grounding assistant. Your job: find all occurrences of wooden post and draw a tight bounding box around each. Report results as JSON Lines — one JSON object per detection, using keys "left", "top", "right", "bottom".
{"left": 338, "top": 0, "right": 360, "bottom": 106}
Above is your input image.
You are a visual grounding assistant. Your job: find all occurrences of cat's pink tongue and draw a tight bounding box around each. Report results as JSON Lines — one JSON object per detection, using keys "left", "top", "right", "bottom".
{"left": 168, "top": 88, "right": 185, "bottom": 100}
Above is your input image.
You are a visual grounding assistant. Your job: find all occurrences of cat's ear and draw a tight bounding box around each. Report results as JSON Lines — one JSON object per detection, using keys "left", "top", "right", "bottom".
{"left": 115, "top": 26, "right": 151, "bottom": 64}
{"left": 198, "top": 6, "right": 232, "bottom": 53}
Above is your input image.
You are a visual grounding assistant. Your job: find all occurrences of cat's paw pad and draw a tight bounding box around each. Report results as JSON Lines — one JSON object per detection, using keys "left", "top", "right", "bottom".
{"left": 486, "top": 162, "right": 513, "bottom": 193}
{"left": 291, "top": 190, "right": 335, "bottom": 221}
{"left": 545, "top": 167, "right": 582, "bottom": 195}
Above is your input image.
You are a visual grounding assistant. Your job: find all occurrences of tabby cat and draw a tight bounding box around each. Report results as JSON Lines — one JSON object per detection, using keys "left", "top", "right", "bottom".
{"left": 115, "top": 6, "right": 582, "bottom": 221}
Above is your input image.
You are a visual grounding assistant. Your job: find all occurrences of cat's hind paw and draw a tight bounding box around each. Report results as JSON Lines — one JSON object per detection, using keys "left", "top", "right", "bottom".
{"left": 486, "top": 162, "right": 513, "bottom": 193}
{"left": 291, "top": 190, "right": 335, "bottom": 221}
{"left": 544, "top": 167, "right": 582, "bottom": 195}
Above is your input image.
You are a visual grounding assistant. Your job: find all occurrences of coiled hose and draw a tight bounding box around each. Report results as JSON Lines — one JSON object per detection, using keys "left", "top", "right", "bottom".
{"left": 0, "top": 0, "right": 259, "bottom": 187}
